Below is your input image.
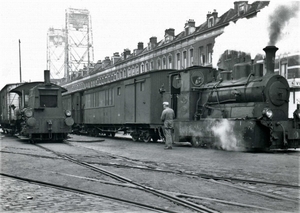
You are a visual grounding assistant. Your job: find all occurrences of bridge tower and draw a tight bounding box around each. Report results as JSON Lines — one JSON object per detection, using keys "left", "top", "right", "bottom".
{"left": 46, "top": 28, "right": 66, "bottom": 80}
{"left": 65, "top": 8, "right": 94, "bottom": 81}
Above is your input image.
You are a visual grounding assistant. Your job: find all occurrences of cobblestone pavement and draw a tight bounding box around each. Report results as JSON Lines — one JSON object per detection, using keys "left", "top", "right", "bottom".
{"left": 0, "top": 176, "right": 154, "bottom": 213}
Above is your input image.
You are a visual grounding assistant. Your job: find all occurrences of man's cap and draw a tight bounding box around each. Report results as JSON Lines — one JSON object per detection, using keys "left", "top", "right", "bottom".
{"left": 163, "top": 102, "right": 169, "bottom": 105}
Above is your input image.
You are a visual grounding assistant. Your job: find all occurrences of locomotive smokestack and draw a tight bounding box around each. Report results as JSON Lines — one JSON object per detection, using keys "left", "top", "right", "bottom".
{"left": 263, "top": 46, "right": 278, "bottom": 75}
{"left": 44, "top": 70, "right": 51, "bottom": 85}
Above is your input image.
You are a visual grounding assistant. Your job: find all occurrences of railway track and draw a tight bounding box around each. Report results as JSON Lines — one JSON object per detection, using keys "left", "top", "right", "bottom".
{"left": 1, "top": 136, "right": 298, "bottom": 212}
{"left": 0, "top": 173, "right": 172, "bottom": 213}
{"left": 67, "top": 141, "right": 300, "bottom": 189}
{"left": 64, "top": 141, "right": 300, "bottom": 205}
{"left": 35, "top": 143, "right": 218, "bottom": 213}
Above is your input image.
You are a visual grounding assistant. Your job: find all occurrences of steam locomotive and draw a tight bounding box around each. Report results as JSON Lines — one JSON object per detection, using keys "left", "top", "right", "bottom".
{"left": 166, "top": 46, "right": 300, "bottom": 149}
{"left": 0, "top": 70, "right": 74, "bottom": 142}
{"left": 61, "top": 45, "right": 299, "bottom": 150}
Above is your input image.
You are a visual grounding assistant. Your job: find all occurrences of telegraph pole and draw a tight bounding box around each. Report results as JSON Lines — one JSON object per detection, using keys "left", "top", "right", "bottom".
{"left": 19, "top": 39, "right": 22, "bottom": 82}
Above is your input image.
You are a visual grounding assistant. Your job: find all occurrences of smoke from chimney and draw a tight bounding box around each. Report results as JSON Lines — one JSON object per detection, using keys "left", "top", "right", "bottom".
{"left": 212, "top": 2, "right": 300, "bottom": 68}
{"left": 268, "top": 3, "right": 300, "bottom": 45}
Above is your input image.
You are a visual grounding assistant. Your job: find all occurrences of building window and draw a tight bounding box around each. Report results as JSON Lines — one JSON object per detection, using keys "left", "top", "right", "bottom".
{"left": 117, "top": 87, "right": 121, "bottom": 96}
{"left": 199, "top": 46, "right": 205, "bottom": 65}
{"left": 141, "top": 64, "right": 144, "bottom": 73}
{"left": 207, "top": 44, "right": 213, "bottom": 64}
{"left": 208, "top": 17, "right": 214, "bottom": 28}
{"left": 157, "top": 59, "right": 161, "bottom": 70}
{"left": 168, "top": 56, "right": 172, "bottom": 69}
{"left": 226, "top": 50, "right": 232, "bottom": 60}
{"left": 135, "top": 65, "right": 139, "bottom": 74}
{"left": 145, "top": 62, "right": 149, "bottom": 71}
{"left": 183, "top": 51, "right": 187, "bottom": 68}
{"left": 150, "top": 61, "right": 154, "bottom": 70}
{"left": 189, "top": 49, "right": 194, "bottom": 66}
{"left": 177, "top": 53, "right": 181, "bottom": 69}
{"left": 239, "top": 4, "right": 246, "bottom": 16}
{"left": 163, "top": 57, "right": 166, "bottom": 69}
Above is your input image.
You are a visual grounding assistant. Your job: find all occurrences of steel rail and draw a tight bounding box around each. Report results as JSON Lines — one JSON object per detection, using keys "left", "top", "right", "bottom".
{"left": 66, "top": 142, "right": 300, "bottom": 189}
{"left": 36, "top": 144, "right": 218, "bottom": 213}
{"left": 0, "top": 173, "right": 172, "bottom": 213}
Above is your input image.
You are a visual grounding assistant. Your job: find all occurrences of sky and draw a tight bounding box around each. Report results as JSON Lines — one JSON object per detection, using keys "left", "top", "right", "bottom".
{"left": 0, "top": 0, "right": 236, "bottom": 89}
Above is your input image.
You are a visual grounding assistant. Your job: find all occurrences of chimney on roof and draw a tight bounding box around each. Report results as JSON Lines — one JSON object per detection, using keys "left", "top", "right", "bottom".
{"left": 234, "top": 1, "right": 248, "bottom": 13}
{"left": 164, "top": 28, "right": 175, "bottom": 43}
{"left": 111, "top": 52, "right": 120, "bottom": 64}
{"left": 148, "top": 37, "right": 157, "bottom": 50}
{"left": 138, "top": 42, "right": 144, "bottom": 50}
{"left": 165, "top": 28, "right": 175, "bottom": 37}
{"left": 102, "top": 56, "right": 111, "bottom": 68}
{"left": 207, "top": 11, "right": 212, "bottom": 20}
{"left": 135, "top": 42, "right": 144, "bottom": 55}
{"left": 212, "top": 9, "right": 218, "bottom": 19}
{"left": 123, "top": 49, "right": 131, "bottom": 59}
{"left": 185, "top": 19, "right": 196, "bottom": 35}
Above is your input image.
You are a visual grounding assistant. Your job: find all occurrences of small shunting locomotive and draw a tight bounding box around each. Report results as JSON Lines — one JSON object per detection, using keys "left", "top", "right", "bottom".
{"left": 0, "top": 70, "right": 74, "bottom": 142}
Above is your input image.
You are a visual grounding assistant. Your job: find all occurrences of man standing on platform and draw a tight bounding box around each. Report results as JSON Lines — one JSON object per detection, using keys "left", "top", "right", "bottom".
{"left": 161, "top": 102, "right": 175, "bottom": 149}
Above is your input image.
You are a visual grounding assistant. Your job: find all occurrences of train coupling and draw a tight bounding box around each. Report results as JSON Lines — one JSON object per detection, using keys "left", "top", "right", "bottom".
{"left": 47, "top": 120, "right": 52, "bottom": 132}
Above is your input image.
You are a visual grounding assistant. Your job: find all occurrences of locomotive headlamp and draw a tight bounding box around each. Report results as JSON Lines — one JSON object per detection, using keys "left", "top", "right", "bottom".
{"left": 65, "top": 110, "right": 72, "bottom": 117}
{"left": 24, "top": 108, "right": 33, "bottom": 118}
{"left": 262, "top": 108, "right": 273, "bottom": 119}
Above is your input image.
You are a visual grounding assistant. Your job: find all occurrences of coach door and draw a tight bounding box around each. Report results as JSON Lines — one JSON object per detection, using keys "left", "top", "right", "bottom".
{"left": 124, "top": 81, "right": 135, "bottom": 123}
{"left": 72, "top": 92, "right": 84, "bottom": 124}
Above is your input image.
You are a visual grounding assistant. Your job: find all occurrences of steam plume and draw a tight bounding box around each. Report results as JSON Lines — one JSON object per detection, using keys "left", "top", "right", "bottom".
{"left": 213, "top": 2, "right": 300, "bottom": 68}
{"left": 268, "top": 2, "right": 300, "bottom": 45}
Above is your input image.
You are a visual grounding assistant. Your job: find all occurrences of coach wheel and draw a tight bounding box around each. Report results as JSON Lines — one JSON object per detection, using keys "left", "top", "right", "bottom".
{"left": 142, "top": 132, "right": 151, "bottom": 143}
{"left": 132, "top": 135, "right": 139, "bottom": 142}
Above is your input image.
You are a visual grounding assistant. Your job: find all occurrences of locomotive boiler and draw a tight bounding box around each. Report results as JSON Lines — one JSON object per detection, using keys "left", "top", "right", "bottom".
{"left": 166, "top": 46, "right": 300, "bottom": 150}
{"left": 0, "top": 70, "right": 74, "bottom": 142}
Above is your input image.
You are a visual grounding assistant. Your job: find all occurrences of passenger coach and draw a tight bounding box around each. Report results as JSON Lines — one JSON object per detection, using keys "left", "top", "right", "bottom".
{"left": 62, "top": 69, "right": 176, "bottom": 142}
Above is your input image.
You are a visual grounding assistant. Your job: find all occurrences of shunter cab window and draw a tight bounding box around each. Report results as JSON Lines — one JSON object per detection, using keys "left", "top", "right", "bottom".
{"left": 39, "top": 90, "right": 58, "bottom": 107}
